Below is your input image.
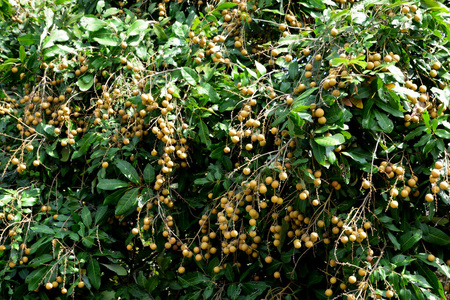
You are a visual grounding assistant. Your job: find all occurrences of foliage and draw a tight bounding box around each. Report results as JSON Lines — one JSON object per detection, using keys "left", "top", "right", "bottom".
{"left": 1, "top": 0, "right": 450, "bottom": 299}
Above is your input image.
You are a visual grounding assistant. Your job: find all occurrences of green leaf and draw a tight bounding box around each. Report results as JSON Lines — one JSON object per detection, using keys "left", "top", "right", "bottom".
{"left": 391, "top": 254, "right": 415, "bottom": 267}
{"left": 399, "top": 229, "right": 422, "bottom": 251}
{"left": 88, "top": 258, "right": 101, "bottom": 290}
{"left": 420, "top": 224, "right": 450, "bottom": 245}
{"left": 42, "top": 29, "right": 70, "bottom": 49}
{"left": 143, "top": 164, "right": 155, "bottom": 184}
{"left": 255, "top": 61, "right": 266, "bottom": 77}
{"left": 415, "top": 261, "right": 446, "bottom": 298}
{"left": 374, "top": 109, "right": 394, "bottom": 133}
{"left": 288, "top": 61, "right": 299, "bottom": 80}
{"left": 241, "top": 282, "right": 269, "bottom": 299}
{"left": 96, "top": 0, "right": 105, "bottom": 13}
{"left": 330, "top": 58, "right": 349, "bottom": 67}
{"left": 115, "top": 188, "right": 139, "bottom": 216}
{"left": 19, "top": 46, "right": 26, "bottom": 62}
{"left": 227, "top": 283, "right": 241, "bottom": 300}
{"left": 416, "top": 253, "right": 450, "bottom": 278}
{"left": 26, "top": 266, "right": 51, "bottom": 291}
{"left": 197, "top": 83, "right": 220, "bottom": 103}
{"left": 387, "top": 65, "right": 405, "bottom": 83}
{"left": 198, "top": 120, "right": 211, "bottom": 147}
{"left": 181, "top": 67, "right": 199, "bottom": 85}
{"left": 153, "top": 23, "right": 168, "bottom": 41}
{"left": 216, "top": 2, "right": 237, "bottom": 10}
{"left": 102, "top": 7, "right": 119, "bottom": 17}
{"left": 77, "top": 73, "right": 94, "bottom": 91}
{"left": 72, "top": 132, "right": 100, "bottom": 159}
{"left": 387, "top": 231, "right": 401, "bottom": 250}
{"left": 435, "top": 129, "right": 450, "bottom": 139}
{"left": 92, "top": 33, "right": 119, "bottom": 46}
{"left": 31, "top": 224, "right": 54, "bottom": 235}
{"left": 178, "top": 272, "right": 209, "bottom": 288}
{"left": 101, "top": 264, "right": 127, "bottom": 276}
{"left": 81, "top": 206, "right": 92, "bottom": 228}
{"left": 28, "top": 254, "right": 54, "bottom": 267}
{"left": 375, "top": 100, "right": 404, "bottom": 117}
{"left": 127, "top": 20, "right": 149, "bottom": 36}
{"left": 147, "top": 275, "right": 159, "bottom": 293}
{"left": 61, "top": 147, "right": 70, "bottom": 162}
{"left": 311, "top": 141, "right": 327, "bottom": 165}
{"left": 98, "top": 179, "right": 129, "bottom": 190}
{"left": 95, "top": 205, "right": 108, "bottom": 224}
{"left": 405, "top": 126, "right": 426, "bottom": 141}
{"left": 80, "top": 17, "right": 107, "bottom": 31}
{"left": 18, "top": 34, "right": 40, "bottom": 45}
{"left": 115, "top": 159, "right": 140, "bottom": 184}
{"left": 314, "top": 134, "right": 345, "bottom": 147}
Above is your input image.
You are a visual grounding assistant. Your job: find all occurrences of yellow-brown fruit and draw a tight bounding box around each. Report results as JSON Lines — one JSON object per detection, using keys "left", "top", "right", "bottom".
{"left": 330, "top": 27, "right": 338, "bottom": 36}
{"left": 348, "top": 275, "right": 357, "bottom": 284}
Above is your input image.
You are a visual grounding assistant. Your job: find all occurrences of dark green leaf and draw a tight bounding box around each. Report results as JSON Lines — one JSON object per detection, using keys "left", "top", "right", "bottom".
{"left": 115, "top": 159, "right": 140, "bottom": 184}
{"left": 81, "top": 206, "right": 92, "bottom": 228}
{"left": 80, "top": 17, "right": 107, "bottom": 31}
{"left": 88, "top": 258, "right": 101, "bottom": 290}
{"left": 115, "top": 188, "right": 139, "bottom": 216}
{"left": 26, "top": 266, "right": 51, "bottom": 291}
{"left": 198, "top": 120, "right": 211, "bottom": 147}
{"left": 374, "top": 109, "right": 394, "bottom": 133}
{"left": 98, "top": 179, "right": 129, "bottom": 190}
{"left": 181, "top": 67, "right": 199, "bottom": 85}
{"left": 314, "top": 134, "right": 345, "bottom": 147}
{"left": 101, "top": 264, "right": 127, "bottom": 276}
{"left": 143, "top": 164, "right": 155, "bottom": 184}
{"left": 399, "top": 229, "right": 422, "bottom": 251}
{"left": 31, "top": 224, "right": 54, "bottom": 235}
{"left": 77, "top": 73, "right": 93, "bottom": 91}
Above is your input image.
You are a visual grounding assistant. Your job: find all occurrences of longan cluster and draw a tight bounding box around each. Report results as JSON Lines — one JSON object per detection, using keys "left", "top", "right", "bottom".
{"left": 189, "top": 31, "right": 231, "bottom": 65}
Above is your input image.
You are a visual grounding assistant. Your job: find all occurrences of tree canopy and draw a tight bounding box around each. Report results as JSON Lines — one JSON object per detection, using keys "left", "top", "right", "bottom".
{"left": 1, "top": 0, "right": 450, "bottom": 299}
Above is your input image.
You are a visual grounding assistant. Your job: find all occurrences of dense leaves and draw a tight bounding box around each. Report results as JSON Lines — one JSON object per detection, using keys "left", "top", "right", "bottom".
{"left": 1, "top": 0, "right": 450, "bottom": 299}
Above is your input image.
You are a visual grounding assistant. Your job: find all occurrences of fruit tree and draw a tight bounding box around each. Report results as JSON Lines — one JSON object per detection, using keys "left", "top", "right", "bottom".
{"left": 1, "top": 0, "right": 450, "bottom": 299}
